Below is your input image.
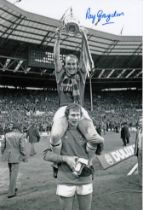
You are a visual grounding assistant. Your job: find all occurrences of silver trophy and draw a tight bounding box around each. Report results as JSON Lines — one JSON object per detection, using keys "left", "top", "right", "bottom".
{"left": 61, "top": 7, "right": 80, "bottom": 36}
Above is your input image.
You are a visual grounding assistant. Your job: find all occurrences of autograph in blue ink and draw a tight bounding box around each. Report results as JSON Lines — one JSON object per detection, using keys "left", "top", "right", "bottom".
{"left": 86, "top": 8, "right": 124, "bottom": 25}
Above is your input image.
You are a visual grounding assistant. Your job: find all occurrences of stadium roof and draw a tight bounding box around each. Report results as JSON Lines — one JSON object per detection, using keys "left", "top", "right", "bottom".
{"left": 0, "top": 0, "right": 142, "bottom": 89}
{"left": 0, "top": 0, "right": 142, "bottom": 55}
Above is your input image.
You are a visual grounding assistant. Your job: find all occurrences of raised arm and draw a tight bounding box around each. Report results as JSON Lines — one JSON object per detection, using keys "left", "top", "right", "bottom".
{"left": 53, "top": 28, "right": 63, "bottom": 73}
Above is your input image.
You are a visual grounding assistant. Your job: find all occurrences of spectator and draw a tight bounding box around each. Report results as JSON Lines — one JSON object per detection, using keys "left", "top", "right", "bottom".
{"left": 1, "top": 122, "right": 27, "bottom": 198}
{"left": 120, "top": 122, "right": 130, "bottom": 146}
{"left": 0, "top": 87, "right": 142, "bottom": 132}
{"left": 26, "top": 121, "right": 40, "bottom": 156}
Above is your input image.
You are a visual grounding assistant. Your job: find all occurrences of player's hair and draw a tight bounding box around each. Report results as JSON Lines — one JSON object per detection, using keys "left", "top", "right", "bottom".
{"left": 63, "top": 54, "right": 79, "bottom": 66}
{"left": 65, "top": 103, "right": 82, "bottom": 118}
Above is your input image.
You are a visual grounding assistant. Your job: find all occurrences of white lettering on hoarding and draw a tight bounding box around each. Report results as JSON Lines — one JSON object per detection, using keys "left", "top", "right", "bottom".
{"left": 97, "top": 144, "right": 135, "bottom": 169}
{"left": 118, "top": 149, "right": 130, "bottom": 159}
{"left": 111, "top": 151, "right": 122, "bottom": 161}
{"left": 111, "top": 145, "right": 134, "bottom": 162}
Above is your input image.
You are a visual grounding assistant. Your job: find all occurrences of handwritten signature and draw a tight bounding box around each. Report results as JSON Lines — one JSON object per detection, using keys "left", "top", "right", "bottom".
{"left": 86, "top": 8, "right": 124, "bottom": 25}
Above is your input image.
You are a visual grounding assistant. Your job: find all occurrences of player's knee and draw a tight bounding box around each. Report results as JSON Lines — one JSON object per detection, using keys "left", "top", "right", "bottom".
{"left": 50, "top": 135, "right": 61, "bottom": 145}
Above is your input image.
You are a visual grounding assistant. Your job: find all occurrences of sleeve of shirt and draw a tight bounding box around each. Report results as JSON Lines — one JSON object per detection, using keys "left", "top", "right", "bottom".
{"left": 19, "top": 135, "right": 27, "bottom": 157}
{"left": 43, "top": 148, "right": 63, "bottom": 163}
{"left": 54, "top": 37, "right": 65, "bottom": 84}
{"left": 54, "top": 35, "right": 63, "bottom": 82}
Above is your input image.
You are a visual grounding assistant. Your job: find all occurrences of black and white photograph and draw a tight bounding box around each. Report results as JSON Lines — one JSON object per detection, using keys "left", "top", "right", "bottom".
{"left": 0, "top": 0, "right": 142, "bottom": 209}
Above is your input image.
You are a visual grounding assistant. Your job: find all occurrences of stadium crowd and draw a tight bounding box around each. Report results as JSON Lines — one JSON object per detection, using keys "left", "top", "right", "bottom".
{"left": 0, "top": 87, "right": 142, "bottom": 134}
